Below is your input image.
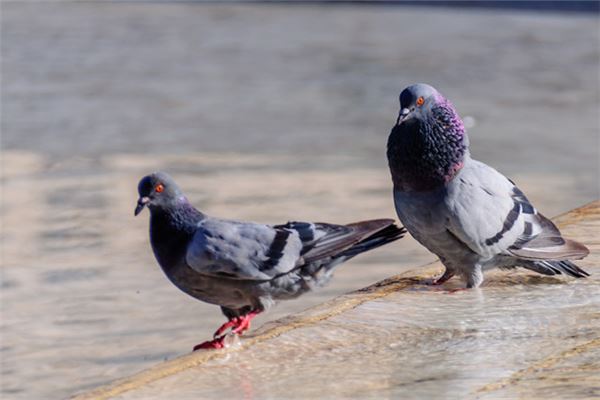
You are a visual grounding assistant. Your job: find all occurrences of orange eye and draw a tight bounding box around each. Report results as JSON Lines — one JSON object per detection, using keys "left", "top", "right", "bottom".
{"left": 416, "top": 97, "right": 425, "bottom": 106}
{"left": 155, "top": 184, "right": 164, "bottom": 193}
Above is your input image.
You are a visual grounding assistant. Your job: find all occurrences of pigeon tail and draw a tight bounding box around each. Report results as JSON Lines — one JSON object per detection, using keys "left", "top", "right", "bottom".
{"left": 509, "top": 237, "right": 589, "bottom": 261}
{"left": 300, "top": 219, "right": 401, "bottom": 264}
{"left": 508, "top": 213, "right": 589, "bottom": 261}
{"left": 338, "top": 223, "right": 406, "bottom": 259}
{"left": 296, "top": 220, "right": 405, "bottom": 285}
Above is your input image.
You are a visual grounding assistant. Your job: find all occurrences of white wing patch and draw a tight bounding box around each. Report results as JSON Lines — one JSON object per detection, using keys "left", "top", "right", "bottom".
{"left": 445, "top": 159, "right": 536, "bottom": 259}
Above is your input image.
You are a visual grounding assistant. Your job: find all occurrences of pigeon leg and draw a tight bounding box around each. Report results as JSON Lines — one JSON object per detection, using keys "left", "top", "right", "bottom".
{"left": 231, "top": 310, "right": 261, "bottom": 335}
{"left": 431, "top": 269, "right": 455, "bottom": 285}
{"left": 192, "top": 310, "right": 261, "bottom": 350}
{"left": 213, "top": 317, "right": 241, "bottom": 338}
{"left": 193, "top": 336, "right": 226, "bottom": 351}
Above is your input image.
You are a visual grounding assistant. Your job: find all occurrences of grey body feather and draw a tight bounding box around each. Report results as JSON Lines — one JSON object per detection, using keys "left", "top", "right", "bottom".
{"left": 394, "top": 156, "right": 588, "bottom": 287}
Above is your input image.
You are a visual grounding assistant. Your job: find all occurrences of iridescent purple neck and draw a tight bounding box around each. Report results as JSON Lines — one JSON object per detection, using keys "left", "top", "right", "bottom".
{"left": 387, "top": 96, "right": 468, "bottom": 192}
{"left": 432, "top": 93, "right": 465, "bottom": 133}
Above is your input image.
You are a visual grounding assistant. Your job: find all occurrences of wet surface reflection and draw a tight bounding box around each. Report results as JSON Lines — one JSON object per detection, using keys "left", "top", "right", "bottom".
{"left": 1, "top": 150, "right": 432, "bottom": 399}
{"left": 114, "top": 261, "right": 599, "bottom": 400}
{"left": 2, "top": 149, "right": 596, "bottom": 399}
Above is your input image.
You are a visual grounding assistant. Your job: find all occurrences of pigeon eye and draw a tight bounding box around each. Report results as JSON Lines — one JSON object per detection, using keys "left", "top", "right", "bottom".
{"left": 155, "top": 184, "right": 164, "bottom": 193}
{"left": 416, "top": 97, "right": 425, "bottom": 106}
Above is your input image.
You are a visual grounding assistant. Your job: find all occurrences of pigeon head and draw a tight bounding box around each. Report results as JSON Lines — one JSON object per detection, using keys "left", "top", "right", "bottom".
{"left": 387, "top": 83, "right": 469, "bottom": 192}
{"left": 135, "top": 172, "right": 184, "bottom": 216}
{"left": 396, "top": 83, "right": 439, "bottom": 125}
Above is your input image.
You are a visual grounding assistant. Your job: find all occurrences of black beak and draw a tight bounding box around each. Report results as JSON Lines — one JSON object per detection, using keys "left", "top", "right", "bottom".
{"left": 396, "top": 108, "right": 411, "bottom": 125}
{"left": 134, "top": 197, "right": 150, "bottom": 216}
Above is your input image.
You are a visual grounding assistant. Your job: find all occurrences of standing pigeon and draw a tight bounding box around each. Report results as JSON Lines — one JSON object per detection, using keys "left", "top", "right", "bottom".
{"left": 135, "top": 172, "right": 405, "bottom": 350}
{"left": 386, "top": 83, "right": 589, "bottom": 288}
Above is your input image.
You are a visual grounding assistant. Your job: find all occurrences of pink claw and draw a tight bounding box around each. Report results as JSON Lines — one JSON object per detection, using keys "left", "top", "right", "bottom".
{"left": 193, "top": 336, "right": 226, "bottom": 351}
{"left": 230, "top": 311, "right": 258, "bottom": 335}
{"left": 193, "top": 310, "right": 262, "bottom": 351}
{"left": 232, "top": 310, "right": 261, "bottom": 335}
{"left": 213, "top": 317, "right": 241, "bottom": 338}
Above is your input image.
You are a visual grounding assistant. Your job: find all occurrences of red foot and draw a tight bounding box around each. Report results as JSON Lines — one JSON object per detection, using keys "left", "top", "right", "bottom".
{"left": 193, "top": 310, "right": 262, "bottom": 351}
{"left": 213, "top": 318, "right": 241, "bottom": 338}
{"left": 193, "top": 336, "right": 226, "bottom": 351}
{"left": 231, "top": 310, "right": 261, "bottom": 335}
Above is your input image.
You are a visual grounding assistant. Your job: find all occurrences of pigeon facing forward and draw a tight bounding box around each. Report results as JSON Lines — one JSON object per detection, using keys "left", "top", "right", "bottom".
{"left": 135, "top": 172, "right": 405, "bottom": 350}
{"left": 387, "top": 83, "right": 589, "bottom": 288}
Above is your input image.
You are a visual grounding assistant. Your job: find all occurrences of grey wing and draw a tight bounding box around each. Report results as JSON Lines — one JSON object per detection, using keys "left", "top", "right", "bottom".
{"left": 507, "top": 210, "right": 589, "bottom": 261}
{"left": 185, "top": 218, "right": 303, "bottom": 281}
{"left": 445, "top": 159, "right": 589, "bottom": 261}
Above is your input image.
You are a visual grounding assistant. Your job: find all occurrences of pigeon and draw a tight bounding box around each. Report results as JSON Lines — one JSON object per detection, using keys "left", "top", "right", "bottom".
{"left": 135, "top": 172, "right": 406, "bottom": 350}
{"left": 386, "top": 83, "right": 589, "bottom": 288}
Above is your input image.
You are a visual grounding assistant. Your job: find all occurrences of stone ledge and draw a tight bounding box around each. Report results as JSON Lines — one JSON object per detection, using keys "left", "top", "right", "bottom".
{"left": 71, "top": 201, "right": 599, "bottom": 400}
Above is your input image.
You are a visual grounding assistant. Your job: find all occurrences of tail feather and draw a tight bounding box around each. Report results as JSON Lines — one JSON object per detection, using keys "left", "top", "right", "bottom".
{"left": 301, "top": 219, "right": 402, "bottom": 263}
{"left": 298, "top": 222, "right": 405, "bottom": 281}
{"left": 340, "top": 224, "right": 406, "bottom": 259}
{"left": 524, "top": 260, "right": 590, "bottom": 278}
{"left": 510, "top": 237, "right": 589, "bottom": 261}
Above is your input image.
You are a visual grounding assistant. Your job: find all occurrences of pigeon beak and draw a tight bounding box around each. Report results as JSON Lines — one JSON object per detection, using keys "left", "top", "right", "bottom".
{"left": 134, "top": 197, "right": 150, "bottom": 216}
{"left": 396, "top": 108, "right": 411, "bottom": 125}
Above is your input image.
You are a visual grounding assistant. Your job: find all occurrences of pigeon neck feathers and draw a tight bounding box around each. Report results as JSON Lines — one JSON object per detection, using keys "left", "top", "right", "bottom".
{"left": 387, "top": 94, "right": 468, "bottom": 192}
{"left": 149, "top": 198, "right": 204, "bottom": 269}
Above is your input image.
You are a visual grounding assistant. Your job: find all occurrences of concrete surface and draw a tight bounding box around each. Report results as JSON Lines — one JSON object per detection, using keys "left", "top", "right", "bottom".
{"left": 71, "top": 201, "right": 600, "bottom": 400}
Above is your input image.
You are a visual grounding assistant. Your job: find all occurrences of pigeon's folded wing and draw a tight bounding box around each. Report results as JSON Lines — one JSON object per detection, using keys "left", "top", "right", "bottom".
{"left": 444, "top": 160, "right": 588, "bottom": 261}
{"left": 186, "top": 218, "right": 399, "bottom": 281}
{"left": 185, "top": 219, "right": 304, "bottom": 281}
